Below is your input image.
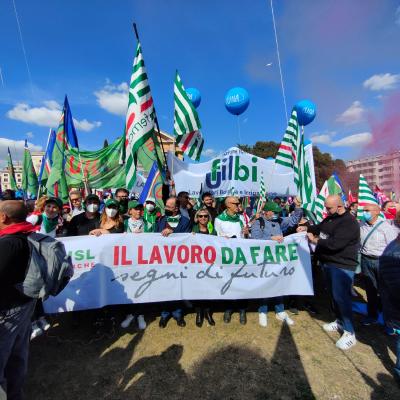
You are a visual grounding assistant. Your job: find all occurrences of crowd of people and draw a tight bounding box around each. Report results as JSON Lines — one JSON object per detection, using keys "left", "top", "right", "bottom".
{"left": 1, "top": 185, "right": 400, "bottom": 399}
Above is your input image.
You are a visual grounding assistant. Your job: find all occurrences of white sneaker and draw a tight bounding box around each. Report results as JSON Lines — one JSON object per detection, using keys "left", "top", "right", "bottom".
{"left": 31, "top": 321, "right": 43, "bottom": 340}
{"left": 336, "top": 331, "right": 357, "bottom": 350}
{"left": 38, "top": 316, "right": 50, "bottom": 331}
{"left": 121, "top": 314, "right": 135, "bottom": 328}
{"left": 258, "top": 312, "right": 268, "bottom": 327}
{"left": 137, "top": 315, "right": 147, "bottom": 330}
{"left": 323, "top": 320, "right": 343, "bottom": 332}
{"left": 275, "top": 311, "right": 294, "bottom": 326}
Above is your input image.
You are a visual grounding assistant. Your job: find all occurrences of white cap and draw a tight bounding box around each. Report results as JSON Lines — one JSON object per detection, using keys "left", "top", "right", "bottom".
{"left": 146, "top": 197, "right": 156, "bottom": 204}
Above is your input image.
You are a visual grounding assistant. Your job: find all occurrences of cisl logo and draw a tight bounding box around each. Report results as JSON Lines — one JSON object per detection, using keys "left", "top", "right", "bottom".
{"left": 205, "top": 155, "right": 259, "bottom": 189}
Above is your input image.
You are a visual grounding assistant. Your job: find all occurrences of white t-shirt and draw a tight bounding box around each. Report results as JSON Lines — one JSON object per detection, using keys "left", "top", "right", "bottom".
{"left": 214, "top": 217, "right": 243, "bottom": 238}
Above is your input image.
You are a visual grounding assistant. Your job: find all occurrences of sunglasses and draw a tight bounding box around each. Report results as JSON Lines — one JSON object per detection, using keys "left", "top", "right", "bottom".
{"left": 230, "top": 202, "right": 240, "bottom": 206}
{"left": 198, "top": 215, "right": 209, "bottom": 219}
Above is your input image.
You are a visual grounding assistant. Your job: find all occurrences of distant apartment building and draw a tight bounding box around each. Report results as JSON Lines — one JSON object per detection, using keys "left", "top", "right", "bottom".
{"left": 0, "top": 151, "right": 44, "bottom": 190}
{"left": 346, "top": 150, "right": 400, "bottom": 196}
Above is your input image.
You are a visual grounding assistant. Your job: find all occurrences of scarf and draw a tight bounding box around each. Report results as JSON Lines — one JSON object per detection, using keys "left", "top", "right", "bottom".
{"left": 0, "top": 221, "right": 37, "bottom": 237}
{"left": 217, "top": 210, "right": 244, "bottom": 227}
{"left": 127, "top": 218, "right": 144, "bottom": 233}
{"left": 143, "top": 209, "right": 157, "bottom": 233}
{"left": 42, "top": 213, "right": 59, "bottom": 233}
{"left": 166, "top": 215, "right": 181, "bottom": 229}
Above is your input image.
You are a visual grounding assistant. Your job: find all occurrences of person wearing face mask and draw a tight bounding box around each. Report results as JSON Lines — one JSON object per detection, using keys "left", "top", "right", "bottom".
{"left": 251, "top": 199, "right": 303, "bottom": 328}
{"left": 67, "top": 194, "right": 101, "bottom": 236}
{"left": 359, "top": 204, "right": 398, "bottom": 326}
{"left": 26, "top": 197, "right": 63, "bottom": 238}
{"left": 382, "top": 201, "right": 397, "bottom": 222}
{"left": 143, "top": 197, "right": 160, "bottom": 232}
{"left": 90, "top": 199, "right": 124, "bottom": 236}
{"left": 114, "top": 188, "right": 129, "bottom": 216}
{"left": 299, "top": 195, "right": 360, "bottom": 350}
{"left": 157, "top": 197, "right": 191, "bottom": 328}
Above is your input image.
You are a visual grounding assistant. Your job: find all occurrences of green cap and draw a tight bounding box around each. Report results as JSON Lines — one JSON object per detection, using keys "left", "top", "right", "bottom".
{"left": 105, "top": 198, "right": 119, "bottom": 208}
{"left": 128, "top": 200, "right": 143, "bottom": 209}
{"left": 263, "top": 201, "right": 282, "bottom": 213}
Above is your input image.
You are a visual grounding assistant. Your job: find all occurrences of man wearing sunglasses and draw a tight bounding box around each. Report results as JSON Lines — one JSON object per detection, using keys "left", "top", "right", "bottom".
{"left": 215, "top": 196, "right": 249, "bottom": 325}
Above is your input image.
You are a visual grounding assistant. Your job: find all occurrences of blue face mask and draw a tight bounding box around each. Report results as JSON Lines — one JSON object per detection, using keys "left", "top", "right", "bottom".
{"left": 363, "top": 211, "right": 372, "bottom": 222}
{"left": 271, "top": 213, "right": 280, "bottom": 221}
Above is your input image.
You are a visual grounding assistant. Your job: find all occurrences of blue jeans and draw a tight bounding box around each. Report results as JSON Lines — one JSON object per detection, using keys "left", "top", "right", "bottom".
{"left": 395, "top": 333, "right": 400, "bottom": 379}
{"left": 0, "top": 300, "right": 36, "bottom": 400}
{"left": 161, "top": 309, "right": 182, "bottom": 320}
{"left": 323, "top": 264, "right": 355, "bottom": 334}
{"left": 361, "top": 255, "right": 380, "bottom": 319}
{"left": 258, "top": 297, "right": 284, "bottom": 314}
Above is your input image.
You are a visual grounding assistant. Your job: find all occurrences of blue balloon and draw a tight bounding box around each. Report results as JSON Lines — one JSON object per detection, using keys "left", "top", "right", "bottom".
{"left": 185, "top": 87, "right": 201, "bottom": 108}
{"left": 225, "top": 87, "right": 250, "bottom": 115}
{"left": 295, "top": 100, "right": 316, "bottom": 126}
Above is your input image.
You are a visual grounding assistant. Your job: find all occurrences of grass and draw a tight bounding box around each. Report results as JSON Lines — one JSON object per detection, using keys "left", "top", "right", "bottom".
{"left": 25, "top": 285, "right": 400, "bottom": 399}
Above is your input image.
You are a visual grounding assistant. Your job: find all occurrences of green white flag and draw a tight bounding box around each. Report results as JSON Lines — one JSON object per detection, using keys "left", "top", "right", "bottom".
{"left": 22, "top": 140, "right": 38, "bottom": 198}
{"left": 7, "top": 147, "right": 17, "bottom": 190}
{"left": 357, "top": 174, "right": 384, "bottom": 220}
{"left": 124, "top": 41, "right": 156, "bottom": 190}
{"left": 173, "top": 71, "right": 204, "bottom": 161}
{"left": 275, "top": 109, "right": 315, "bottom": 213}
{"left": 257, "top": 172, "right": 267, "bottom": 212}
{"left": 314, "top": 176, "right": 343, "bottom": 223}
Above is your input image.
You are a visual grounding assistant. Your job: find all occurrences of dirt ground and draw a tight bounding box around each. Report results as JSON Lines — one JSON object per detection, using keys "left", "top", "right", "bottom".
{"left": 26, "top": 285, "right": 400, "bottom": 400}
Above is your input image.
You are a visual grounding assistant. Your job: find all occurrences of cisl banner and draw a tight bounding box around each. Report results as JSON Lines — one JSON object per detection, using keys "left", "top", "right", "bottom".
{"left": 44, "top": 233, "right": 313, "bottom": 313}
{"left": 167, "top": 146, "right": 316, "bottom": 198}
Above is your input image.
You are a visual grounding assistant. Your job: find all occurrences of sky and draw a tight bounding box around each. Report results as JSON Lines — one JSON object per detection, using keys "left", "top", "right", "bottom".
{"left": 0, "top": 0, "right": 399, "bottom": 165}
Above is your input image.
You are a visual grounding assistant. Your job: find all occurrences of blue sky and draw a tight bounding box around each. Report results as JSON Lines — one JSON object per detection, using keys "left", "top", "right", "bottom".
{"left": 0, "top": 0, "right": 399, "bottom": 164}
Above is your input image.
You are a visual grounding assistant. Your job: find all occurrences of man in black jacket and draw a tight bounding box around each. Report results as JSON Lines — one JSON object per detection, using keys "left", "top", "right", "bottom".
{"left": 299, "top": 195, "right": 360, "bottom": 350}
{"left": 0, "top": 201, "right": 37, "bottom": 399}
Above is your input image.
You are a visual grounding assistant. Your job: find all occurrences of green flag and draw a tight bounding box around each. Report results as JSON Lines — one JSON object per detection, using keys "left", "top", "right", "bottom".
{"left": 7, "top": 147, "right": 17, "bottom": 190}
{"left": 22, "top": 140, "right": 38, "bottom": 197}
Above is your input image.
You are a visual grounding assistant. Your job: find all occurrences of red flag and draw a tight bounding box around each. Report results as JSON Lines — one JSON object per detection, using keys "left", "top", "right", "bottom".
{"left": 348, "top": 189, "right": 357, "bottom": 203}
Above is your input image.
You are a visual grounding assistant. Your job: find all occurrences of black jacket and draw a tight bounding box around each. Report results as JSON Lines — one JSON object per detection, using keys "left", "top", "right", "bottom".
{"left": 308, "top": 211, "right": 360, "bottom": 271}
{"left": 379, "top": 236, "right": 400, "bottom": 330}
{"left": 0, "top": 234, "right": 31, "bottom": 310}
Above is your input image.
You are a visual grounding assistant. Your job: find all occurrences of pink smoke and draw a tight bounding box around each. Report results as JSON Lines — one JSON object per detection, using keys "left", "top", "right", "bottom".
{"left": 364, "top": 91, "right": 400, "bottom": 155}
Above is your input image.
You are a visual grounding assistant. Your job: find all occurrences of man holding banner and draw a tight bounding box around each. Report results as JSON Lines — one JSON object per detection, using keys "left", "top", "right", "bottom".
{"left": 215, "top": 196, "right": 250, "bottom": 325}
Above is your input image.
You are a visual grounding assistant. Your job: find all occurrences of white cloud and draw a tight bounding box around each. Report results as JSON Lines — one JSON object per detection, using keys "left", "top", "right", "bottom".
{"left": 94, "top": 81, "right": 128, "bottom": 116}
{"left": 336, "top": 101, "right": 365, "bottom": 125}
{"left": 203, "top": 148, "right": 217, "bottom": 158}
{"left": 6, "top": 101, "right": 101, "bottom": 132}
{"left": 73, "top": 119, "right": 101, "bottom": 132}
{"left": 331, "top": 132, "right": 372, "bottom": 147}
{"left": 26, "top": 132, "right": 34, "bottom": 139}
{"left": 310, "top": 134, "right": 332, "bottom": 145}
{"left": 363, "top": 73, "right": 400, "bottom": 91}
{"left": 0, "top": 138, "right": 42, "bottom": 163}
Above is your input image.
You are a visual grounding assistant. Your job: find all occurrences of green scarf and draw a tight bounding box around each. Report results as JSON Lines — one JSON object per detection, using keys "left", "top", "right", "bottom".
{"left": 143, "top": 209, "right": 157, "bottom": 233}
{"left": 166, "top": 214, "right": 181, "bottom": 228}
{"left": 217, "top": 210, "right": 243, "bottom": 227}
{"left": 42, "top": 213, "right": 59, "bottom": 233}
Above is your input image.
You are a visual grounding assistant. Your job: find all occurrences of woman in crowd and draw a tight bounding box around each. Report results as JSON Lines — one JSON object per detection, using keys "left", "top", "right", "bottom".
{"left": 191, "top": 208, "right": 216, "bottom": 327}
{"left": 120, "top": 200, "right": 147, "bottom": 330}
{"left": 89, "top": 198, "right": 124, "bottom": 236}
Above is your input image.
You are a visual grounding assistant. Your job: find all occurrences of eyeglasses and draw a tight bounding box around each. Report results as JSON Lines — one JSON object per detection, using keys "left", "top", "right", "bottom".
{"left": 198, "top": 215, "right": 209, "bottom": 219}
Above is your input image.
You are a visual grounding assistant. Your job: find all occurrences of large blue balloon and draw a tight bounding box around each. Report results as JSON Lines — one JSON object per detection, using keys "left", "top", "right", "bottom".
{"left": 295, "top": 100, "right": 316, "bottom": 126}
{"left": 225, "top": 87, "right": 250, "bottom": 115}
{"left": 185, "top": 87, "right": 201, "bottom": 108}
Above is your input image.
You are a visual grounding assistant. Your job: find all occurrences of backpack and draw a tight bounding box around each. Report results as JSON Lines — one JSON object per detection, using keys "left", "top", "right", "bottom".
{"left": 15, "top": 232, "right": 74, "bottom": 300}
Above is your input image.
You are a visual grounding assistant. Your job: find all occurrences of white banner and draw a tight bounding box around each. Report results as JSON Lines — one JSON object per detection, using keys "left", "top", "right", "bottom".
{"left": 44, "top": 233, "right": 313, "bottom": 313}
{"left": 168, "top": 146, "right": 316, "bottom": 198}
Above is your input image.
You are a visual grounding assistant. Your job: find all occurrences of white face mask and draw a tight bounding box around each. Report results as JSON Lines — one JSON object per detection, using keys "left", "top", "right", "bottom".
{"left": 145, "top": 203, "right": 155, "bottom": 212}
{"left": 86, "top": 204, "right": 99, "bottom": 213}
{"left": 106, "top": 208, "right": 118, "bottom": 218}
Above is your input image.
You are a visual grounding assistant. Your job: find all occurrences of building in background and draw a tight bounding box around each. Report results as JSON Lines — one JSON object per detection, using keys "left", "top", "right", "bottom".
{"left": 346, "top": 150, "right": 400, "bottom": 198}
{"left": 0, "top": 151, "right": 44, "bottom": 190}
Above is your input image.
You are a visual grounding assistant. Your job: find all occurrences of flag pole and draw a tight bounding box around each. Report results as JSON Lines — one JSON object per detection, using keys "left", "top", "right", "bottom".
{"left": 132, "top": 22, "right": 169, "bottom": 174}
{"left": 37, "top": 128, "right": 52, "bottom": 199}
